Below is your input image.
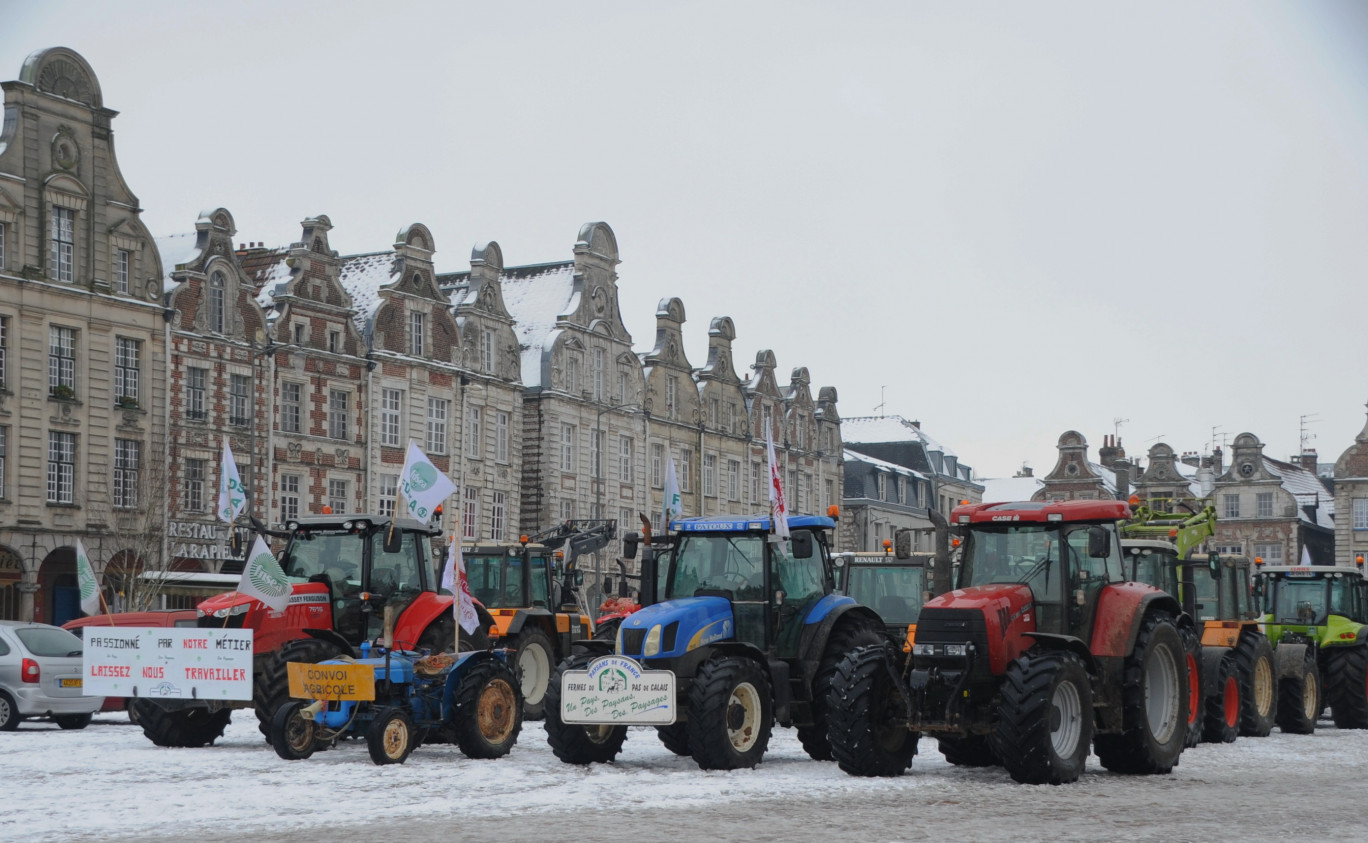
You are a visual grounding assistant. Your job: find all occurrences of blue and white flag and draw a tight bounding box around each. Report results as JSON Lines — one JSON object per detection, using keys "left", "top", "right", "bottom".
{"left": 663, "top": 455, "right": 683, "bottom": 527}
{"left": 217, "top": 441, "right": 246, "bottom": 524}
{"left": 397, "top": 441, "right": 457, "bottom": 525}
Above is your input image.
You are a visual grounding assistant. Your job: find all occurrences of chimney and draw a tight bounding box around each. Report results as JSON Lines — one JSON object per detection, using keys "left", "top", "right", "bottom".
{"left": 1299, "top": 449, "right": 1318, "bottom": 473}
{"left": 1099, "top": 434, "right": 1119, "bottom": 466}
{"left": 1211, "top": 447, "right": 1224, "bottom": 476}
{"left": 1014, "top": 464, "right": 1034, "bottom": 478}
{"left": 1113, "top": 462, "right": 1131, "bottom": 502}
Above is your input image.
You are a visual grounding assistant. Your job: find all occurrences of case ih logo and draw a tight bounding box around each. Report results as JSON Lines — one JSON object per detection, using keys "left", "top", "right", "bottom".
{"left": 990, "top": 515, "right": 1020, "bottom": 522}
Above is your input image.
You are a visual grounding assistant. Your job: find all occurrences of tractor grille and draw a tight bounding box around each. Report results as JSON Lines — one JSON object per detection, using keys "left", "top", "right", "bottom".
{"left": 621, "top": 628, "right": 646, "bottom": 656}
{"left": 199, "top": 614, "right": 244, "bottom": 630}
{"left": 914, "top": 607, "right": 988, "bottom": 650}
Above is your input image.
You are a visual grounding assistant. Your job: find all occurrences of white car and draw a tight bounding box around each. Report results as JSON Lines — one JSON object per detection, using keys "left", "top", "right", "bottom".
{"left": 0, "top": 621, "right": 104, "bottom": 730}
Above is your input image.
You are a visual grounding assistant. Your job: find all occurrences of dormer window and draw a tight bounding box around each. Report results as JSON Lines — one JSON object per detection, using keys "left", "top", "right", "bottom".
{"left": 208, "top": 272, "right": 226, "bottom": 333}
{"left": 409, "top": 311, "right": 425, "bottom": 357}
{"left": 50, "top": 207, "right": 75, "bottom": 283}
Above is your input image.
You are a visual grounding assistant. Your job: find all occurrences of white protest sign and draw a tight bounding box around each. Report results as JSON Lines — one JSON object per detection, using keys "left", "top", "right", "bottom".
{"left": 82, "top": 627, "right": 255, "bottom": 701}
{"left": 559, "top": 655, "right": 676, "bottom": 725}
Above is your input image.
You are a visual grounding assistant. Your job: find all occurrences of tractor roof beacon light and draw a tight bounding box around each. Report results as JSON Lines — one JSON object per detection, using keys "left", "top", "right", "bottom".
{"left": 1358, "top": 555, "right": 1365, "bottom": 569}
{"left": 882, "top": 539, "right": 893, "bottom": 556}
{"left": 828, "top": 504, "right": 840, "bottom": 520}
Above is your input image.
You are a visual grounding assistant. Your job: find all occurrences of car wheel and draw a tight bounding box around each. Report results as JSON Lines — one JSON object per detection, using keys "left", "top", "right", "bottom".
{"left": 0, "top": 691, "right": 20, "bottom": 731}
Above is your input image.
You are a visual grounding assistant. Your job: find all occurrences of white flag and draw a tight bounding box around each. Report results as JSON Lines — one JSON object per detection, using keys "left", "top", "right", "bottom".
{"left": 765, "top": 422, "right": 791, "bottom": 544}
{"left": 1301, "top": 545, "right": 1314, "bottom": 567}
{"left": 440, "top": 535, "right": 480, "bottom": 635}
{"left": 237, "top": 534, "right": 291, "bottom": 612}
{"left": 217, "top": 441, "right": 246, "bottom": 524}
{"left": 397, "top": 441, "right": 457, "bottom": 525}
{"left": 663, "top": 455, "right": 683, "bottom": 527}
{"left": 76, "top": 538, "right": 101, "bottom": 616}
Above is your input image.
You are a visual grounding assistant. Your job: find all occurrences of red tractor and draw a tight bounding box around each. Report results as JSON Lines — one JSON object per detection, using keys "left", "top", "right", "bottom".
{"left": 828, "top": 499, "right": 1192, "bottom": 784}
{"left": 132, "top": 513, "right": 493, "bottom": 747}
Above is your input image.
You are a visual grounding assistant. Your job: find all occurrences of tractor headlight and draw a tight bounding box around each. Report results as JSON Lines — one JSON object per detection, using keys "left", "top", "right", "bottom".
{"left": 643, "top": 624, "right": 663, "bottom": 657}
{"left": 944, "top": 644, "right": 969, "bottom": 657}
{"left": 913, "top": 643, "right": 935, "bottom": 656}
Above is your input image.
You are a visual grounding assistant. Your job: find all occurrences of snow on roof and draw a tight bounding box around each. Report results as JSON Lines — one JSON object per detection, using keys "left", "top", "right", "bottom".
{"left": 338, "top": 251, "right": 397, "bottom": 338}
{"left": 842, "top": 449, "right": 927, "bottom": 480}
{"left": 1089, "top": 462, "right": 1118, "bottom": 495}
{"left": 842, "top": 415, "right": 957, "bottom": 458}
{"left": 1264, "top": 456, "right": 1335, "bottom": 530}
{"left": 154, "top": 233, "right": 201, "bottom": 285}
{"left": 494, "top": 262, "right": 576, "bottom": 388}
{"left": 241, "top": 248, "right": 292, "bottom": 311}
{"left": 979, "top": 475, "right": 1045, "bottom": 503}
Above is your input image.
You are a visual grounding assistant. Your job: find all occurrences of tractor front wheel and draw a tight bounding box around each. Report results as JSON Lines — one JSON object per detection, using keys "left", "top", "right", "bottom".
{"left": 799, "top": 620, "right": 883, "bottom": 761}
{"left": 367, "top": 707, "right": 416, "bottom": 765}
{"left": 511, "top": 626, "right": 555, "bottom": 720}
{"left": 1325, "top": 645, "right": 1368, "bottom": 729}
{"left": 1277, "top": 649, "right": 1320, "bottom": 734}
{"left": 452, "top": 658, "right": 523, "bottom": 759}
{"left": 1180, "top": 629, "right": 1202, "bottom": 748}
{"left": 544, "top": 654, "right": 629, "bottom": 764}
{"left": 991, "top": 650, "right": 1093, "bottom": 785}
{"left": 1094, "top": 613, "right": 1186, "bottom": 775}
{"left": 132, "top": 702, "right": 232, "bottom": 748}
{"left": 1236, "top": 634, "right": 1277, "bottom": 737}
{"left": 656, "top": 721, "right": 691, "bottom": 756}
{"left": 1202, "top": 655, "right": 1241, "bottom": 744}
{"left": 827, "top": 645, "right": 917, "bottom": 777}
{"left": 254, "top": 637, "right": 343, "bottom": 738}
{"left": 270, "top": 701, "right": 318, "bottom": 760}
{"left": 687, "top": 656, "right": 773, "bottom": 770}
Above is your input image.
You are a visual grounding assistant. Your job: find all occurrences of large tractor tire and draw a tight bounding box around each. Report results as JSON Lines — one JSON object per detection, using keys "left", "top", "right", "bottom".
{"left": 687, "top": 656, "right": 773, "bottom": 770}
{"left": 1324, "top": 645, "right": 1368, "bottom": 729}
{"left": 1235, "top": 633, "right": 1276, "bottom": 737}
{"left": 511, "top": 626, "right": 555, "bottom": 721}
{"left": 991, "top": 650, "right": 1093, "bottom": 785}
{"left": 1276, "top": 647, "right": 1320, "bottom": 735}
{"left": 1094, "top": 614, "right": 1186, "bottom": 775}
{"left": 133, "top": 702, "right": 232, "bottom": 748}
{"left": 544, "top": 653, "right": 629, "bottom": 764}
{"left": 1180, "top": 628, "right": 1202, "bottom": 749}
{"left": 798, "top": 620, "right": 883, "bottom": 761}
{"left": 656, "top": 722, "right": 692, "bottom": 756}
{"left": 594, "top": 618, "right": 621, "bottom": 645}
{"left": 254, "top": 637, "right": 344, "bottom": 738}
{"left": 366, "top": 706, "right": 416, "bottom": 765}
{"left": 451, "top": 658, "right": 523, "bottom": 759}
{"left": 1201, "top": 654, "right": 1241, "bottom": 744}
{"left": 270, "top": 701, "right": 318, "bottom": 760}
{"left": 938, "top": 735, "right": 998, "bottom": 767}
{"left": 827, "top": 645, "right": 917, "bottom": 777}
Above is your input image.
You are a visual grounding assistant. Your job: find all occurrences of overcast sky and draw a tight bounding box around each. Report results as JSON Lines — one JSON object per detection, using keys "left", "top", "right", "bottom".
{"left": 4, "top": 1, "right": 1366, "bottom": 480}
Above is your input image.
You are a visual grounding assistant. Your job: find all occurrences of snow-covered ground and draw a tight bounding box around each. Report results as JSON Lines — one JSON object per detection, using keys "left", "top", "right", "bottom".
{"left": 4, "top": 711, "right": 1366, "bottom": 842}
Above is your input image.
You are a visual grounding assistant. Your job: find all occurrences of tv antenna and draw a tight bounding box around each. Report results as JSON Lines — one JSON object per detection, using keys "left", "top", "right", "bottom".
{"left": 873, "top": 385, "right": 887, "bottom": 417}
{"left": 1299, "top": 414, "right": 1320, "bottom": 454}
{"left": 1113, "top": 417, "right": 1129, "bottom": 441}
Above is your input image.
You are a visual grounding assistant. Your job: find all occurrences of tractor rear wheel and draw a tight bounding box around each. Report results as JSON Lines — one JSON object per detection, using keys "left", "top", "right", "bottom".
{"left": 1276, "top": 648, "right": 1320, "bottom": 735}
{"left": 270, "top": 701, "right": 318, "bottom": 760}
{"left": 133, "top": 702, "right": 232, "bottom": 748}
{"left": 254, "top": 637, "right": 343, "bottom": 738}
{"left": 827, "top": 645, "right": 917, "bottom": 777}
{"left": 938, "top": 735, "right": 998, "bottom": 767}
{"left": 799, "top": 620, "right": 884, "bottom": 761}
{"left": 594, "top": 618, "right": 621, "bottom": 644}
{"left": 1094, "top": 614, "right": 1186, "bottom": 775}
{"left": 367, "top": 706, "right": 416, "bottom": 765}
{"left": 991, "top": 650, "right": 1092, "bottom": 785}
{"left": 1235, "top": 634, "right": 1276, "bottom": 737}
{"left": 511, "top": 626, "right": 555, "bottom": 720}
{"left": 1180, "top": 629, "right": 1202, "bottom": 748}
{"left": 1201, "top": 655, "right": 1240, "bottom": 744}
{"left": 1325, "top": 645, "right": 1368, "bottom": 729}
{"left": 544, "top": 653, "right": 629, "bottom": 764}
{"left": 687, "top": 656, "right": 773, "bottom": 770}
{"left": 656, "top": 722, "right": 691, "bottom": 756}
{"left": 452, "top": 658, "right": 523, "bottom": 759}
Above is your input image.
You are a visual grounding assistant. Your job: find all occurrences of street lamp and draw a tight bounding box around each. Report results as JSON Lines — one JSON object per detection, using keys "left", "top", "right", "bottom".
{"left": 592, "top": 399, "right": 640, "bottom": 605}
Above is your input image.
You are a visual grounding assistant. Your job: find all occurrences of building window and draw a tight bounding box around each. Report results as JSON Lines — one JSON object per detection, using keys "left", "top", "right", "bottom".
{"left": 651, "top": 443, "right": 663, "bottom": 488}
{"left": 877, "top": 473, "right": 887, "bottom": 501}
{"left": 593, "top": 347, "right": 605, "bottom": 401}
{"left": 679, "top": 448, "right": 693, "bottom": 492}
{"left": 49, "top": 325, "right": 76, "bottom": 396}
{"left": 114, "top": 249, "right": 131, "bottom": 294}
{"left": 47, "top": 431, "right": 75, "bottom": 503}
{"left": 462, "top": 487, "right": 479, "bottom": 540}
{"left": 281, "top": 382, "right": 301, "bottom": 433}
{"left": 379, "top": 388, "right": 402, "bottom": 447}
{"left": 763, "top": 405, "right": 773, "bottom": 438}
{"left": 293, "top": 323, "right": 305, "bottom": 346}
{"left": 1223, "top": 494, "right": 1239, "bottom": 519}
{"left": 409, "top": 311, "right": 425, "bottom": 357}
{"left": 490, "top": 492, "right": 507, "bottom": 542}
{"left": 566, "top": 354, "right": 579, "bottom": 394}
{"left": 1256, "top": 492, "right": 1273, "bottom": 519}
{"left": 560, "top": 424, "right": 576, "bottom": 472}
{"left": 427, "top": 397, "right": 448, "bottom": 454}
{"left": 897, "top": 478, "right": 907, "bottom": 505}
{"left": 208, "top": 272, "right": 225, "bottom": 333}
{"left": 708, "top": 398, "right": 719, "bottom": 428}
{"left": 0, "top": 426, "right": 6, "bottom": 499}
{"left": 0, "top": 315, "right": 8, "bottom": 388}
{"left": 280, "top": 474, "right": 300, "bottom": 522}
{"left": 618, "top": 369, "right": 629, "bottom": 405}
{"left": 378, "top": 474, "right": 398, "bottom": 518}
{"left": 0, "top": 222, "right": 6, "bottom": 270}
{"left": 482, "top": 329, "right": 494, "bottom": 373}
{"left": 328, "top": 479, "right": 348, "bottom": 514}
{"left": 619, "top": 507, "right": 633, "bottom": 534}
{"left": 560, "top": 499, "right": 575, "bottom": 522}
{"left": 703, "top": 453, "right": 717, "bottom": 497}
{"left": 230, "top": 374, "right": 250, "bottom": 426}
{"left": 113, "top": 439, "right": 140, "bottom": 508}
{"left": 184, "top": 458, "right": 205, "bottom": 513}
{"left": 495, "top": 412, "right": 509, "bottom": 463}
{"left": 329, "top": 390, "right": 348, "bottom": 440}
{"left": 666, "top": 376, "right": 678, "bottom": 419}
{"left": 1253, "top": 543, "right": 1283, "bottom": 565}
{"left": 1354, "top": 498, "right": 1368, "bottom": 531}
{"left": 727, "top": 459, "right": 740, "bottom": 501}
{"left": 114, "top": 338, "right": 140, "bottom": 405}
{"left": 50, "top": 206, "right": 74, "bottom": 283}
{"left": 752, "top": 461, "right": 762, "bottom": 503}
{"left": 825, "top": 479, "right": 835, "bottom": 511}
{"left": 328, "top": 331, "right": 340, "bottom": 354}
{"left": 725, "top": 402, "right": 736, "bottom": 433}
{"left": 466, "top": 407, "right": 483, "bottom": 458}
{"left": 186, "top": 367, "right": 207, "bottom": 420}
{"left": 591, "top": 430, "right": 603, "bottom": 478}
{"left": 619, "top": 436, "right": 633, "bottom": 483}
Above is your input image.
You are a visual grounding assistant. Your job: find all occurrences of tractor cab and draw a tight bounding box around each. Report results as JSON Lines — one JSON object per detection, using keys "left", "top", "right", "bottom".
{"left": 833, "top": 549, "right": 934, "bottom": 643}
{"left": 1258, "top": 565, "right": 1368, "bottom": 630}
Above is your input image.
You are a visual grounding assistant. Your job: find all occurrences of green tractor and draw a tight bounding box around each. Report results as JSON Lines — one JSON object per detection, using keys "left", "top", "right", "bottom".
{"left": 1257, "top": 560, "right": 1368, "bottom": 730}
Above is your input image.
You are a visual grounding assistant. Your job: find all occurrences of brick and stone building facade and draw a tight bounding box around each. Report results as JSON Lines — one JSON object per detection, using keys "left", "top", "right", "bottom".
{"left": 1333, "top": 408, "right": 1368, "bottom": 567}
{"left": 1212, "top": 432, "right": 1334, "bottom": 565}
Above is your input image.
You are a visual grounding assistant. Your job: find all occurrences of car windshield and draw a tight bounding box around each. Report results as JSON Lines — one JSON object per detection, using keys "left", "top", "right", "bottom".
{"left": 845, "top": 565, "right": 926, "bottom": 625}
{"left": 15, "top": 626, "right": 83, "bottom": 657}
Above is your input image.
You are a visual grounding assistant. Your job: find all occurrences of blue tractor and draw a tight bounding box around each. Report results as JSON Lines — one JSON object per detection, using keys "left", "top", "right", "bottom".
{"left": 270, "top": 645, "right": 522, "bottom": 765}
{"left": 543, "top": 512, "right": 883, "bottom": 770}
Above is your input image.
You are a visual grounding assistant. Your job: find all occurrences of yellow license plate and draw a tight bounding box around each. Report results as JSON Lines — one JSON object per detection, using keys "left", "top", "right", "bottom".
{"left": 61, "top": 678, "right": 82, "bottom": 688}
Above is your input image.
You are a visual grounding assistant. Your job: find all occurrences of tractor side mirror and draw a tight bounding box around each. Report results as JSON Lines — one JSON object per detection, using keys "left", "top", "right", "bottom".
{"left": 1209, "top": 552, "right": 1221, "bottom": 577}
{"left": 894, "top": 529, "right": 912, "bottom": 559}
{"left": 603, "top": 576, "right": 614, "bottom": 595}
{"left": 790, "top": 531, "right": 814, "bottom": 559}
{"left": 1087, "top": 526, "right": 1111, "bottom": 559}
{"left": 623, "top": 533, "right": 640, "bottom": 560}
{"left": 230, "top": 529, "right": 244, "bottom": 558}
{"left": 383, "top": 526, "right": 404, "bottom": 555}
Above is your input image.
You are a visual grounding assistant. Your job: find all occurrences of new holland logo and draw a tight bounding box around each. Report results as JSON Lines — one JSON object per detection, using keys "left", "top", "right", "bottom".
{"left": 249, "top": 553, "right": 289, "bottom": 597}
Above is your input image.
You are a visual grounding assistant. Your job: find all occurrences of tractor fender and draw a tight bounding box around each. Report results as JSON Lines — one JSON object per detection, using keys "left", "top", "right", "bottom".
{"left": 1200, "top": 645, "right": 1231, "bottom": 700}
{"left": 300, "top": 628, "right": 358, "bottom": 659}
{"left": 440, "top": 650, "right": 510, "bottom": 721}
{"left": 1089, "top": 584, "right": 1182, "bottom": 658}
{"left": 1274, "top": 641, "right": 1313, "bottom": 682}
{"left": 396, "top": 591, "right": 458, "bottom": 651}
{"left": 501, "top": 608, "right": 554, "bottom": 638}
{"left": 667, "top": 640, "right": 769, "bottom": 683}
{"left": 570, "top": 639, "right": 614, "bottom": 660}
{"left": 1023, "top": 632, "right": 1098, "bottom": 674}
